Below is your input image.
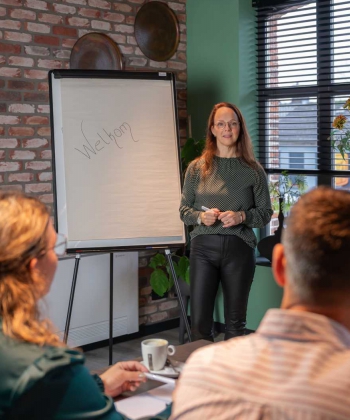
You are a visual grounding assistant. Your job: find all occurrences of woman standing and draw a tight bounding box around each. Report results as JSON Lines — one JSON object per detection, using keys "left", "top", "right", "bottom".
{"left": 180, "top": 102, "right": 272, "bottom": 341}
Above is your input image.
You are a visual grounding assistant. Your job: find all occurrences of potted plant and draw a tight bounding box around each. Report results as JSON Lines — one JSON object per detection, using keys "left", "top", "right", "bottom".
{"left": 258, "top": 171, "right": 307, "bottom": 261}
{"left": 180, "top": 137, "right": 205, "bottom": 174}
{"left": 330, "top": 98, "right": 350, "bottom": 159}
{"left": 149, "top": 252, "right": 190, "bottom": 298}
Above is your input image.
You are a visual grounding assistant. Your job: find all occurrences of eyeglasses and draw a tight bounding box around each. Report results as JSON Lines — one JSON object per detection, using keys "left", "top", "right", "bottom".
{"left": 214, "top": 120, "right": 240, "bottom": 130}
{"left": 38, "top": 233, "right": 67, "bottom": 258}
{"left": 29, "top": 232, "right": 67, "bottom": 260}
{"left": 53, "top": 233, "right": 67, "bottom": 257}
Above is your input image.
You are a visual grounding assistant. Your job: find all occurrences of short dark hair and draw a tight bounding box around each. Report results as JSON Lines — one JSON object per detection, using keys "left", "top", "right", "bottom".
{"left": 282, "top": 186, "right": 350, "bottom": 303}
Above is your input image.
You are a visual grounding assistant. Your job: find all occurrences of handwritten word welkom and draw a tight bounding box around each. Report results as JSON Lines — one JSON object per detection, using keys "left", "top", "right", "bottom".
{"left": 74, "top": 121, "right": 138, "bottom": 159}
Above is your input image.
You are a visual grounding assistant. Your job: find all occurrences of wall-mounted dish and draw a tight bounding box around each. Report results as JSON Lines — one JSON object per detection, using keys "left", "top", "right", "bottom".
{"left": 70, "top": 32, "right": 123, "bottom": 70}
{"left": 134, "top": 1, "right": 180, "bottom": 62}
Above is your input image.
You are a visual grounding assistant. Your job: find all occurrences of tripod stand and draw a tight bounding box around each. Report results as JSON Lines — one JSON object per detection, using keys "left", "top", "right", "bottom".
{"left": 63, "top": 248, "right": 191, "bottom": 365}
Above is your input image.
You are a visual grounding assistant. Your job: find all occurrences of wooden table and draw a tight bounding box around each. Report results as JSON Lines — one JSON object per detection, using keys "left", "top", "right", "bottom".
{"left": 166, "top": 339, "right": 211, "bottom": 363}
{"left": 120, "top": 339, "right": 212, "bottom": 400}
{"left": 93, "top": 339, "right": 212, "bottom": 401}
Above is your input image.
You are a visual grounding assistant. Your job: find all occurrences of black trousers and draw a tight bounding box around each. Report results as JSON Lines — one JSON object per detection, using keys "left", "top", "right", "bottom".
{"left": 190, "top": 234, "right": 255, "bottom": 341}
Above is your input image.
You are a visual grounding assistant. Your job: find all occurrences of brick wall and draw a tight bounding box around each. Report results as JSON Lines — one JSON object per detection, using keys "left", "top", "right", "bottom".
{"left": 138, "top": 250, "right": 181, "bottom": 325}
{"left": 0, "top": 0, "right": 186, "bottom": 326}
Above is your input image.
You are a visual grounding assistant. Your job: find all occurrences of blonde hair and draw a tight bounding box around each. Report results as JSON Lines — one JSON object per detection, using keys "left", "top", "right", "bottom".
{"left": 0, "top": 190, "right": 62, "bottom": 347}
{"left": 192, "top": 102, "right": 259, "bottom": 177}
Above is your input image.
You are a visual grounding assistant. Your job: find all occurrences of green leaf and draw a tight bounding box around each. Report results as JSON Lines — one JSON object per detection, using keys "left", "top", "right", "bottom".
{"left": 181, "top": 137, "right": 205, "bottom": 169}
{"left": 271, "top": 198, "right": 279, "bottom": 212}
{"left": 184, "top": 266, "right": 190, "bottom": 285}
{"left": 330, "top": 128, "right": 350, "bottom": 157}
{"left": 148, "top": 253, "right": 166, "bottom": 269}
{"left": 340, "top": 147, "right": 345, "bottom": 160}
{"left": 168, "top": 275, "right": 174, "bottom": 291}
{"left": 150, "top": 269, "right": 169, "bottom": 297}
{"left": 177, "top": 256, "right": 190, "bottom": 280}
{"left": 295, "top": 175, "right": 307, "bottom": 193}
{"left": 268, "top": 171, "right": 308, "bottom": 216}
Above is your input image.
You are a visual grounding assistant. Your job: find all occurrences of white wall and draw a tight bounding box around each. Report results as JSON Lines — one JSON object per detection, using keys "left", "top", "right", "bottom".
{"left": 43, "top": 252, "right": 139, "bottom": 348}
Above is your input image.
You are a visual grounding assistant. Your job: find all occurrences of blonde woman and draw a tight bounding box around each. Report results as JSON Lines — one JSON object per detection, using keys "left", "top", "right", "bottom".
{"left": 0, "top": 191, "right": 170, "bottom": 419}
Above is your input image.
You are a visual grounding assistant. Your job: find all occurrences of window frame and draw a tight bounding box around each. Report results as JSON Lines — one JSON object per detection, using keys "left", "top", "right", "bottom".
{"left": 257, "top": 0, "right": 350, "bottom": 181}
{"left": 255, "top": 0, "right": 350, "bottom": 238}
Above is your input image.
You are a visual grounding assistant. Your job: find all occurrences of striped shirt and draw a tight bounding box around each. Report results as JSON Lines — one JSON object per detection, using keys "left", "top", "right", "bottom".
{"left": 171, "top": 309, "right": 350, "bottom": 420}
{"left": 179, "top": 156, "right": 272, "bottom": 248}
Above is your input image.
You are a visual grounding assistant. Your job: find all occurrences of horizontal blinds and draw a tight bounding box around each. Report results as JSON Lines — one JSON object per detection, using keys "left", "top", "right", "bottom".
{"left": 256, "top": 0, "right": 350, "bottom": 174}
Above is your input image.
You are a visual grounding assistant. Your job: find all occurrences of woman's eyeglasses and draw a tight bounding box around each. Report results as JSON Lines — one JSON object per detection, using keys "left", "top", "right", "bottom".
{"left": 38, "top": 233, "right": 67, "bottom": 258}
{"left": 29, "top": 233, "right": 68, "bottom": 260}
{"left": 214, "top": 120, "right": 240, "bottom": 130}
{"left": 53, "top": 233, "right": 67, "bottom": 257}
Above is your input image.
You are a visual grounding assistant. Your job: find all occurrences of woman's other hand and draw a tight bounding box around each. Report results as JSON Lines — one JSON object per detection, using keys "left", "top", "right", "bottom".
{"left": 201, "top": 208, "right": 220, "bottom": 226}
{"left": 218, "top": 211, "right": 244, "bottom": 227}
{"left": 100, "top": 360, "right": 148, "bottom": 397}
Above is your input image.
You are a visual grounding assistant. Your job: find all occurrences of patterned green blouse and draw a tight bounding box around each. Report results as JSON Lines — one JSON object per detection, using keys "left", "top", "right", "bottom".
{"left": 179, "top": 156, "right": 273, "bottom": 248}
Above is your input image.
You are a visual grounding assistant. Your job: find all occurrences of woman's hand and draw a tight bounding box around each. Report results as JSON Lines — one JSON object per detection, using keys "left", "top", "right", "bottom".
{"left": 218, "top": 211, "right": 245, "bottom": 227}
{"left": 201, "top": 208, "right": 220, "bottom": 226}
{"left": 100, "top": 360, "right": 148, "bottom": 397}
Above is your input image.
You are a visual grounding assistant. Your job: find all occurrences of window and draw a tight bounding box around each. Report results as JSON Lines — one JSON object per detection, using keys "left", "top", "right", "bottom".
{"left": 255, "top": 0, "right": 350, "bottom": 234}
{"left": 289, "top": 152, "right": 304, "bottom": 169}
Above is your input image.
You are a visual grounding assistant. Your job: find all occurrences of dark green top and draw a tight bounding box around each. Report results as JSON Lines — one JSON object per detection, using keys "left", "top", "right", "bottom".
{"left": 0, "top": 321, "right": 171, "bottom": 419}
{"left": 179, "top": 156, "right": 273, "bottom": 248}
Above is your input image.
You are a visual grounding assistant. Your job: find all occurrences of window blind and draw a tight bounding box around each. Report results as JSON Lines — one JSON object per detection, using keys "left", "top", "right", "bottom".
{"left": 255, "top": 0, "right": 350, "bottom": 180}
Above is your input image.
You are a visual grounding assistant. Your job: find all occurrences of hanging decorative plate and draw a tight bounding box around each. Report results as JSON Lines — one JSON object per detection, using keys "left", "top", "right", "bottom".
{"left": 70, "top": 32, "right": 123, "bottom": 70}
{"left": 134, "top": 1, "right": 180, "bottom": 62}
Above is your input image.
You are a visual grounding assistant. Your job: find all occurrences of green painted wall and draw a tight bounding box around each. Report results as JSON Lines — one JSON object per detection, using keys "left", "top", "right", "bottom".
{"left": 186, "top": 0, "right": 240, "bottom": 140}
{"left": 187, "top": 0, "right": 257, "bottom": 144}
{"left": 246, "top": 266, "right": 283, "bottom": 329}
{"left": 187, "top": 0, "right": 282, "bottom": 329}
{"left": 214, "top": 267, "right": 283, "bottom": 331}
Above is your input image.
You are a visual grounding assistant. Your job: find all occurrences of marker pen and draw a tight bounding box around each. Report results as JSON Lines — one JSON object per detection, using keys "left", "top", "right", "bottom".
{"left": 144, "top": 372, "right": 176, "bottom": 385}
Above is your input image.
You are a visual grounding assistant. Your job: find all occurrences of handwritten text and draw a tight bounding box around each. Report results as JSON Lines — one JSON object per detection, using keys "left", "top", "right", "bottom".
{"left": 74, "top": 121, "right": 138, "bottom": 160}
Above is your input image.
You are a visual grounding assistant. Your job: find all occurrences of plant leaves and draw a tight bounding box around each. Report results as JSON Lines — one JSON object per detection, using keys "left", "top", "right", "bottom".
{"left": 177, "top": 256, "right": 190, "bottom": 280}
{"left": 168, "top": 275, "right": 174, "bottom": 291}
{"left": 148, "top": 253, "right": 167, "bottom": 269}
{"left": 149, "top": 253, "right": 191, "bottom": 295}
{"left": 184, "top": 265, "right": 190, "bottom": 285}
{"left": 166, "top": 261, "right": 179, "bottom": 281}
{"left": 181, "top": 137, "right": 205, "bottom": 170}
{"left": 268, "top": 171, "right": 308, "bottom": 215}
{"left": 150, "top": 269, "right": 169, "bottom": 297}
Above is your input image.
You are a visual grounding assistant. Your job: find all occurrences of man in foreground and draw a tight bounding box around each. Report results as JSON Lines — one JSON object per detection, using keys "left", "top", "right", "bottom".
{"left": 171, "top": 186, "right": 350, "bottom": 419}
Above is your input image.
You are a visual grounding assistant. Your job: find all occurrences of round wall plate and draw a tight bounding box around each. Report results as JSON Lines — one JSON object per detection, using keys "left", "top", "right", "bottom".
{"left": 70, "top": 32, "right": 123, "bottom": 70}
{"left": 134, "top": 1, "right": 180, "bottom": 62}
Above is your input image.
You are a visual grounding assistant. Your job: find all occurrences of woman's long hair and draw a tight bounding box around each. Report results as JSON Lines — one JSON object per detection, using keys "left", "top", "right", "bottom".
{"left": 0, "top": 191, "right": 62, "bottom": 347}
{"left": 192, "top": 102, "right": 258, "bottom": 176}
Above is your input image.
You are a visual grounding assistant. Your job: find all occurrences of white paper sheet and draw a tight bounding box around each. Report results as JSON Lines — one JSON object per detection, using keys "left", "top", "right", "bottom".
{"left": 147, "top": 383, "right": 174, "bottom": 403}
{"left": 52, "top": 77, "right": 185, "bottom": 248}
{"left": 115, "top": 384, "right": 174, "bottom": 419}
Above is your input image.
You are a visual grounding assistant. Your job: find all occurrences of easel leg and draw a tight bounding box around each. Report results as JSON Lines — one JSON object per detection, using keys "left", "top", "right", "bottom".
{"left": 64, "top": 254, "right": 81, "bottom": 344}
{"left": 165, "top": 249, "right": 192, "bottom": 342}
{"left": 109, "top": 253, "right": 113, "bottom": 365}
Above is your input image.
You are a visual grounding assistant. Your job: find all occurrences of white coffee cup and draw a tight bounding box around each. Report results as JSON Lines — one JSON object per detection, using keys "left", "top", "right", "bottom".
{"left": 141, "top": 338, "right": 176, "bottom": 371}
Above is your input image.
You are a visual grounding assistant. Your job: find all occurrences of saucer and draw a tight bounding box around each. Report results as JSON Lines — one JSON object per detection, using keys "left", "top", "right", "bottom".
{"left": 141, "top": 360, "right": 184, "bottom": 378}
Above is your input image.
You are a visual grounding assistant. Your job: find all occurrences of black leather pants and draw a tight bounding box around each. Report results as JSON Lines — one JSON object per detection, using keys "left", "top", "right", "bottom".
{"left": 190, "top": 234, "right": 255, "bottom": 341}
